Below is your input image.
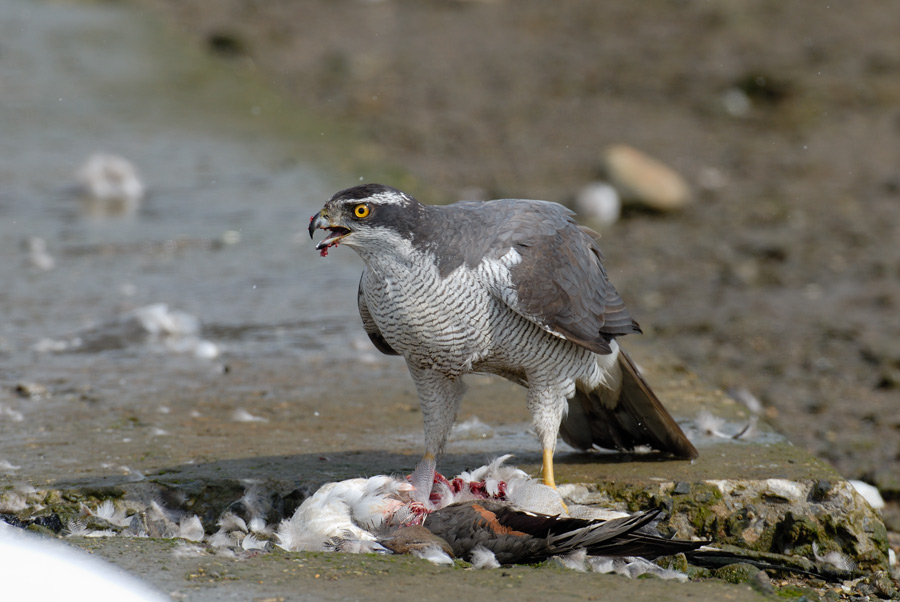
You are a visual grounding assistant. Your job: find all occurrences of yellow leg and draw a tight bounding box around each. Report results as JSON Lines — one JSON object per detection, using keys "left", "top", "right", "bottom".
{"left": 541, "top": 447, "right": 557, "bottom": 489}
{"left": 541, "top": 447, "right": 569, "bottom": 514}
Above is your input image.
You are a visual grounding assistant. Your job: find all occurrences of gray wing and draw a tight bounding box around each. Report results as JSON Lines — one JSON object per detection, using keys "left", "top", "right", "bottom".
{"left": 357, "top": 272, "right": 399, "bottom": 356}
{"left": 440, "top": 199, "right": 640, "bottom": 355}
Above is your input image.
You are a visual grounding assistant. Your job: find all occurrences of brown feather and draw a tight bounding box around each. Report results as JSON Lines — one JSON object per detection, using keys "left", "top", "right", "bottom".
{"left": 560, "top": 348, "right": 698, "bottom": 459}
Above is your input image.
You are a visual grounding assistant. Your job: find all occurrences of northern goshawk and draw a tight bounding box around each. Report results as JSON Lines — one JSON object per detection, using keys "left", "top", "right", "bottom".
{"left": 309, "top": 184, "right": 696, "bottom": 496}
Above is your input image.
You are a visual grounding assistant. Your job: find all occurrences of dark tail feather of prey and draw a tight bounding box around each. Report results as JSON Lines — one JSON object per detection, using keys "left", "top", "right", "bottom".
{"left": 559, "top": 348, "right": 698, "bottom": 459}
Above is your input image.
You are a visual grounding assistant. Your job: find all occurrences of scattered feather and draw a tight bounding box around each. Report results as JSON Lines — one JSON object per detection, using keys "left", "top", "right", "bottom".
{"left": 67, "top": 520, "right": 90, "bottom": 537}
{"left": 133, "top": 304, "right": 198, "bottom": 337}
{"left": 589, "top": 556, "right": 688, "bottom": 581}
{"left": 0, "top": 460, "right": 21, "bottom": 472}
{"left": 412, "top": 544, "right": 454, "bottom": 566}
{"left": 31, "top": 338, "right": 74, "bottom": 353}
{"left": 469, "top": 545, "right": 500, "bottom": 569}
{"left": 813, "top": 542, "right": 857, "bottom": 572}
{"left": 23, "top": 237, "right": 55, "bottom": 271}
{"left": 217, "top": 512, "right": 248, "bottom": 534}
{"left": 0, "top": 404, "right": 25, "bottom": 423}
{"left": 117, "top": 466, "right": 146, "bottom": 482}
{"left": 177, "top": 515, "right": 205, "bottom": 542}
{"left": 241, "top": 534, "right": 269, "bottom": 551}
{"left": 248, "top": 517, "right": 268, "bottom": 534}
{"left": 85, "top": 529, "right": 118, "bottom": 538}
{"left": 231, "top": 409, "right": 267, "bottom": 423}
{"left": 726, "top": 387, "right": 763, "bottom": 415}
{"left": 849, "top": 480, "right": 884, "bottom": 510}
{"left": 93, "top": 500, "right": 133, "bottom": 528}
{"left": 697, "top": 410, "right": 729, "bottom": 438}
{"left": 451, "top": 416, "right": 494, "bottom": 440}
{"left": 551, "top": 548, "right": 588, "bottom": 572}
{"left": 172, "top": 543, "right": 206, "bottom": 558}
{"left": 731, "top": 415, "right": 758, "bottom": 440}
{"left": 208, "top": 530, "right": 238, "bottom": 548}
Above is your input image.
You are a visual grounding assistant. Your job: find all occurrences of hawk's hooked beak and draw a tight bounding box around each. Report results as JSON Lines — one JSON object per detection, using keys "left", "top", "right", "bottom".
{"left": 309, "top": 210, "right": 351, "bottom": 255}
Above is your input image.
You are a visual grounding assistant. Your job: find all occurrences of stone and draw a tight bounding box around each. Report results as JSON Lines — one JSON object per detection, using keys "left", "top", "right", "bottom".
{"left": 14, "top": 382, "right": 49, "bottom": 400}
{"left": 602, "top": 144, "right": 692, "bottom": 211}
{"left": 574, "top": 182, "right": 620, "bottom": 226}
{"left": 714, "top": 562, "right": 760, "bottom": 584}
{"left": 749, "top": 570, "right": 775, "bottom": 595}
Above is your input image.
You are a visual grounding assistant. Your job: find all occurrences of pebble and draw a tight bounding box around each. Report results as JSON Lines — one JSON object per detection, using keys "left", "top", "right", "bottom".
{"left": 721, "top": 87, "right": 752, "bottom": 117}
{"left": 713, "top": 562, "right": 760, "bottom": 584}
{"left": 76, "top": 152, "right": 145, "bottom": 217}
{"left": 574, "top": 181, "right": 621, "bottom": 226}
{"left": 602, "top": 144, "right": 691, "bottom": 211}
{"left": 15, "top": 382, "right": 49, "bottom": 400}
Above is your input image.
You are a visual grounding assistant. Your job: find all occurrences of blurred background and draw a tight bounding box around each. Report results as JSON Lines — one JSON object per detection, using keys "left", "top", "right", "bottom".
{"left": 2, "top": 0, "right": 898, "bottom": 532}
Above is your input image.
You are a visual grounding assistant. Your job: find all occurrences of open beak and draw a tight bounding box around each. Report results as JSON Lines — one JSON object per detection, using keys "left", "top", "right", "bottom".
{"left": 309, "top": 210, "right": 350, "bottom": 255}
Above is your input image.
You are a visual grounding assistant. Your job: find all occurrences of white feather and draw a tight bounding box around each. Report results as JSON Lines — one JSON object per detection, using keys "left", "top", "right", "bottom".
{"left": 589, "top": 556, "right": 688, "bottom": 581}
{"left": 248, "top": 517, "right": 268, "bottom": 534}
{"left": 551, "top": 548, "right": 587, "bottom": 572}
{"left": 172, "top": 543, "right": 206, "bottom": 558}
{"left": 177, "top": 515, "right": 205, "bottom": 542}
{"left": 276, "top": 477, "right": 410, "bottom": 552}
{"left": 93, "top": 500, "right": 133, "bottom": 528}
{"left": 412, "top": 544, "right": 454, "bottom": 565}
{"left": 208, "top": 530, "right": 237, "bottom": 548}
{"left": 469, "top": 545, "right": 500, "bottom": 569}
{"left": 241, "top": 534, "right": 269, "bottom": 551}
{"left": 217, "top": 512, "right": 248, "bottom": 533}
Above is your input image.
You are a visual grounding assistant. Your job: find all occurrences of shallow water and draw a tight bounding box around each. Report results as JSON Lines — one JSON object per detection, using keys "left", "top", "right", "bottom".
{"left": 0, "top": 0, "right": 368, "bottom": 379}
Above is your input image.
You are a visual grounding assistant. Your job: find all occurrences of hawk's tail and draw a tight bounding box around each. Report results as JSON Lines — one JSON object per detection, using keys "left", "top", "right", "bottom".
{"left": 559, "top": 348, "right": 698, "bottom": 459}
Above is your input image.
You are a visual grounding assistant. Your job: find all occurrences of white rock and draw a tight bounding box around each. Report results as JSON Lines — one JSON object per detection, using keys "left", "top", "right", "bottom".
{"left": 574, "top": 182, "right": 620, "bottom": 226}
{"left": 721, "top": 87, "right": 752, "bottom": 117}
{"left": 764, "top": 479, "right": 804, "bottom": 502}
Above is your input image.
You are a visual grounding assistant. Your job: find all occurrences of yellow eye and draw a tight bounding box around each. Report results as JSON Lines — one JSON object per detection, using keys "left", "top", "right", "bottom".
{"left": 353, "top": 204, "right": 370, "bottom": 218}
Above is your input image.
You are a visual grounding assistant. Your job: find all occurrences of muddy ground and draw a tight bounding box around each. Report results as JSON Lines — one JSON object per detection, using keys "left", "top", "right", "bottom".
{"left": 139, "top": 0, "right": 900, "bottom": 512}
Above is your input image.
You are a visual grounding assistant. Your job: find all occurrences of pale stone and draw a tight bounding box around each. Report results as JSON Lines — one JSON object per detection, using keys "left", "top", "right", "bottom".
{"left": 602, "top": 144, "right": 692, "bottom": 211}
